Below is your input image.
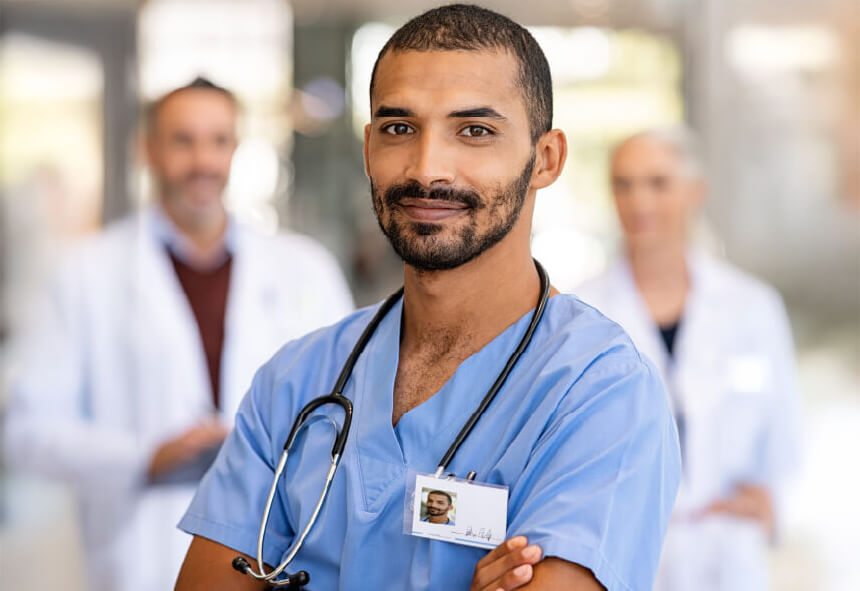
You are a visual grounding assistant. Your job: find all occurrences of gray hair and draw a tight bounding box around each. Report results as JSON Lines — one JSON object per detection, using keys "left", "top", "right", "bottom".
{"left": 613, "top": 126, "right": 706, "bottom": 180}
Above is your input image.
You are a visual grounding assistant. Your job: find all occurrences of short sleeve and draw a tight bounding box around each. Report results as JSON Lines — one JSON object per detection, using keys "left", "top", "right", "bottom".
{"left": 507, "top": 356, "right": 681, "bottom": 591}
{"left": 178, "top": 363, "right": 295, "bottom": 567}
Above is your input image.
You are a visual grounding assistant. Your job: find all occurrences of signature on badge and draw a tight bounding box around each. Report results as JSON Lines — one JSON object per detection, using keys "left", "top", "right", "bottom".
{"left": 463, "top": 526, "right": 494, "bottom": 542}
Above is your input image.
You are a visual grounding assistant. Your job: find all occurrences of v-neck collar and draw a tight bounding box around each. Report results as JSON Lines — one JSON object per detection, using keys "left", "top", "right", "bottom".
{"left": 348, "top": 297, "right": 542, "bottom": 513}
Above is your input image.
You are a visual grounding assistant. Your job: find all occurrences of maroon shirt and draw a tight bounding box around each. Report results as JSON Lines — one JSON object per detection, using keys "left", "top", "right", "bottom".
{"left": 168, "top": 250, "right": 232, "bottom": 409}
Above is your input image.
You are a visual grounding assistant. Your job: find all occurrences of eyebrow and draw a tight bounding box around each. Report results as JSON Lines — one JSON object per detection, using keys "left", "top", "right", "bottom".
{"left": 374, "top": 106, "right": 414, "bottom": 118}
{"left": 373, "top": 105, "right": 507, "bottom": 120}
{"left": 448, "top": 107, "right": 506, "bottom": 120}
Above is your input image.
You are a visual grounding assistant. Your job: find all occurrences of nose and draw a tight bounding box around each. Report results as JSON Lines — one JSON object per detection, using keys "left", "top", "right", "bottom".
{"left": 405, "top": 128, "right": 456, "bottom": 186}
{"left": 190, "top": 141, "right": 227, "bottom": 173}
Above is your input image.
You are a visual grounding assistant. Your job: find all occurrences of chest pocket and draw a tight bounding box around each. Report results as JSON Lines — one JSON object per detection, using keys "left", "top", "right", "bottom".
{"left": 713, "top": 355, "right": 775, "bottom": 478}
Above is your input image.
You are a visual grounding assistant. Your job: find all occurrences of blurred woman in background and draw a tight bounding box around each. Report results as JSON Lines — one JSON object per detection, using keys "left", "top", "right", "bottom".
{"left": 576, "top": 128, "right": 802, "bottom": 591}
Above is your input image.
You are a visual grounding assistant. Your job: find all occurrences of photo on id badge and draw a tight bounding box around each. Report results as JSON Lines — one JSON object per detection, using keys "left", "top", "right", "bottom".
{"left": 420, "top": 488, "right": 456, "bottom": 526}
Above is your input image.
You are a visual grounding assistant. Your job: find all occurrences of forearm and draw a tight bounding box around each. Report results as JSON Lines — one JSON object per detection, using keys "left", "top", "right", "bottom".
{"left": 175, "top": 536, "right": 268, "bottom": 591}
{"left": 520, "top": 558, "right": 605, "bottom": 591}
{"left": 470, "top": 537, "right": 605, "bottom": 591}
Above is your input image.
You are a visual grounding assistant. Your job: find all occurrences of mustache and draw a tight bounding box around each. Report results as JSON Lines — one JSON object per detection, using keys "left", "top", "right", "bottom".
{"left": 181, "top": 171, "right": 226, "bottom": 184}
{"left": 383, "top": 180, "right": 482, "bottom": 209}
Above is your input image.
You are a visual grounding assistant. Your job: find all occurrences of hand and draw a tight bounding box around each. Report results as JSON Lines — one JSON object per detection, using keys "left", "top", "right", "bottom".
{"left": 470, "top": 536, "right": 543, "bottom": 591}
{"left": 148, "top": 420, "right": 229, "bottom": 480}
{"left": 699, "top": 484, "right": 774, "bottom": 536}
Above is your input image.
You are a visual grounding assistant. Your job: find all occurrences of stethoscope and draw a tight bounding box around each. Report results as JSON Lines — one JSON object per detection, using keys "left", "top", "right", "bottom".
{"left": 232, "top": 260, "right": 550, "bottom": 588}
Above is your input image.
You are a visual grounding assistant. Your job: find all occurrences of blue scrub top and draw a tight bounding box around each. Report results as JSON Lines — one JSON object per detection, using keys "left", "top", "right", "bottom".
{"left": 180, "top": 294, "right": 681, "bottom": 590}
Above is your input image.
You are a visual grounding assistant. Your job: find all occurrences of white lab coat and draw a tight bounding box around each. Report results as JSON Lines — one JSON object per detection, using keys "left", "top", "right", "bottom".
{"left": 575, "top": 251, "right": 801, "bottom": 591}
{"left": 3, "top": 208, "right": 354, "bottom": 591}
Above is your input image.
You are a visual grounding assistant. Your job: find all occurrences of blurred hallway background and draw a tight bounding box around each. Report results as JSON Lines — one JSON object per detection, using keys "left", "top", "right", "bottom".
{"left": 1, "top": 1, "right": 857, "bottom": 589}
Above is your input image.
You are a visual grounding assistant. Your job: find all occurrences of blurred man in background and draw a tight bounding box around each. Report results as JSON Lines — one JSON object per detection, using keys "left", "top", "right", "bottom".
{"left": 2, "top": 78, "right": 353, "bottom": 591}
{"left": 576, "top": 127, "right": 801, "bottom": 591}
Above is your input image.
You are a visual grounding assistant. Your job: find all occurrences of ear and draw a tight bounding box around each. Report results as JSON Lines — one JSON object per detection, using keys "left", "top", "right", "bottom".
{"left": 530, "top": 129, "right": 567, "bottom": 190}
{"left": 363, "top": 123, "right": 372, "bottom": 179}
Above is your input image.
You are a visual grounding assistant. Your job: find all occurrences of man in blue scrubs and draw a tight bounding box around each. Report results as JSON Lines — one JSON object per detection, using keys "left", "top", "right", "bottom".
{"left": 176, "top": 5, "right": 681, "bottom": 590}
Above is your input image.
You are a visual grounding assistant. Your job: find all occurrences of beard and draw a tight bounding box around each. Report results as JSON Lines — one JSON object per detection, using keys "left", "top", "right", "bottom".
{"left": 371, "top": 153, "right": 535, "bottom": 272}
{"left": 158, "top": 170, "right": 228, "bottom": 230}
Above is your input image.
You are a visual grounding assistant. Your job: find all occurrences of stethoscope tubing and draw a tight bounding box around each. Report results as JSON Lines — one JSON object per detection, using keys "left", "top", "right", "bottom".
{"left": 238, "top": 287, "right": 404, "bottom": 586}
{"left": 435, "top": 260, "right": 550, "bottom": 475}
{"left": 238, "top": 260, "right": 550, "bottom": 587}
{"left": 329, "top": 287, "right": 404, "bottom": 396}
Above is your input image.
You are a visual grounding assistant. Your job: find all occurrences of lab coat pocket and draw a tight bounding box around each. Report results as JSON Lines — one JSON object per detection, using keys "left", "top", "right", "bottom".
{"left": 715, "top": 390, "right": 769, "bottom": 478}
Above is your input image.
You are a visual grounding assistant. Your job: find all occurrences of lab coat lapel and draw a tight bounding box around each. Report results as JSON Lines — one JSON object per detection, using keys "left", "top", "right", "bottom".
{"left": 672, "top": 254, "right": 712, "bottom": 414}
{"left": 220, "top": 229, "right": 282, "bottom": 419}
{"left": 674, "top": 253, "right": 727, "bottom": 410}
{"left": 671, "top": 253, "right": 728, "bottom": 501}
{"left": 608, "top": 260, "right": 669, "bottom": 378}
{"left": 132, "top": 212, "right": 212, "bottom": 440}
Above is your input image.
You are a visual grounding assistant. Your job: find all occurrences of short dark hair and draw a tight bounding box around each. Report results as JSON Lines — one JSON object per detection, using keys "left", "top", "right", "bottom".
{"left": 369, "top": 4, "right": 552, "bottom": 143}
{"left": 146, "top": 76, "right": 237, "bottom": 133}
{"left": 428, "top": 490, "right": 453, "bottom": 505}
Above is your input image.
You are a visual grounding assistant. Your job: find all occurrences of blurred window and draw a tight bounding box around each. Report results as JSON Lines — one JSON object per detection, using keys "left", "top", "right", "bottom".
{"left": 349, "top": 23, "right": 395, "bottom": 140}
{"left": 0, "top": 34, "right": 104, "bottom": 336}
{"left": 0, "top": 34, "right": 103, "bottom": 235}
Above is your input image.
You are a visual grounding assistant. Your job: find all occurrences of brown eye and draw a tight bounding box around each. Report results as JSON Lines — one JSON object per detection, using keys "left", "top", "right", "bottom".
{"left": 171, "top": 133, "right": 193, "bottom": 147}
{"left": 383, "top": 123, "right": 413, "bottom": 135}
{"left": 649, "top": 176, "right": 670, "bottom": 192}
{"left": 612, "top": 178, "right": 631, "bottom": 194}
{"left": 460, "top": 125, "right": 492, "bottom": 137}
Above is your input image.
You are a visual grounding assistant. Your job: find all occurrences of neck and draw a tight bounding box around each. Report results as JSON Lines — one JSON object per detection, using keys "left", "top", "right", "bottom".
{"left": 400, "top": 239, "right": 542, "bottom": 355}
{"left": 626, "top": 239, "right": 690, "bottom": 326}
{"left": 626, "top": 240, "right": 688, "bottom": 290}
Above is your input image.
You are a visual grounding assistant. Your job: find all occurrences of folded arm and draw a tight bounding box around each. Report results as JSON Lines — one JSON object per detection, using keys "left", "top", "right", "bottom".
{"left": 176, "top": 536, "right": 269, "bottom": 591}
{"left": 470, "top": 536, "right": 605, "bottom": 591}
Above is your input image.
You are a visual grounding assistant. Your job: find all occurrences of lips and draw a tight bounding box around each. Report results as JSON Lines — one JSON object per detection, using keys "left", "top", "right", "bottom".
{"left": 397, "top": 197, "right": 469, "bottom": 222}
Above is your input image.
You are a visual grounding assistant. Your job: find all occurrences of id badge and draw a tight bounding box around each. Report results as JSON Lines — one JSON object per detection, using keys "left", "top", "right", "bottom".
{"left": 404, "top": 472, "right": 507, "bottom": 549}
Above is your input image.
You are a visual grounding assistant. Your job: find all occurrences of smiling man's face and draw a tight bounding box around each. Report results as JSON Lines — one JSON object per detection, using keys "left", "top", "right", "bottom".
{"left": 147, "top": 88, "right": 237, "bottom": 233}
{"left": 426, "top": 492, "right": 452, "bottom": 522}
{"left": 364, "top": 49, "right": 536, "bottom": 272}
